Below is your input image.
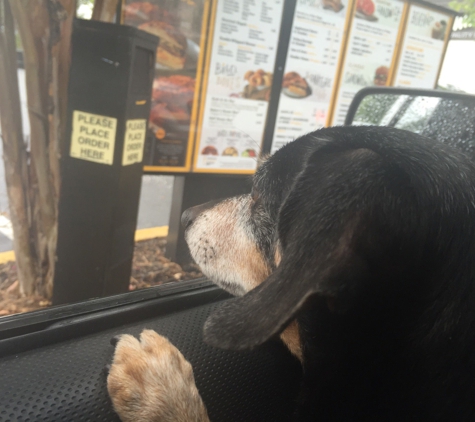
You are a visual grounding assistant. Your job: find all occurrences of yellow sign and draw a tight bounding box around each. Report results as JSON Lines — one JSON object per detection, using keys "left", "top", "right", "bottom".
{"left": 70, "top": 111, "right": 117, "bottom": 165}
{"left": 122, "top": 119, "right": 147, "bottom": 166}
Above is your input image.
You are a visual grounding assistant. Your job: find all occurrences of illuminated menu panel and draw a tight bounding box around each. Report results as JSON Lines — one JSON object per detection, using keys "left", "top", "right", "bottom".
{"left": 332, "top": 0, "right": 404, "bottom": 125}
{"left": 270, "top": 0, "right": 349, "bottom": 153}
{"left": 194, "top": 0, "right": 285, "bottom": 173}
{"left": 394, "top": 5, "right": 451, "bottom": 89}
{"left": 124, "top": 0, "right": 210, "bottom": 172}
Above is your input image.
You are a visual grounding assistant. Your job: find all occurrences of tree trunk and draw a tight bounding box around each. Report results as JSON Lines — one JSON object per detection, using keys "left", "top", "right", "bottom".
{"left": 10, "top": 0, "right": 58, "bottom": 298}
{"left": 46, "top": 0, "right": 77, "bottom": 296}
{"left": 0, "top": 0, "right": 76, "bottom": 298}
{"left": 0, "top": 0, "right": 39, "bottom": 295}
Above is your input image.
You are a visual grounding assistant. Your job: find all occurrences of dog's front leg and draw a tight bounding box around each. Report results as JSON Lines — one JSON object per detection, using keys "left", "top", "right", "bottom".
{"left": 107, "top": 329, "right": 210, "bottom": 422}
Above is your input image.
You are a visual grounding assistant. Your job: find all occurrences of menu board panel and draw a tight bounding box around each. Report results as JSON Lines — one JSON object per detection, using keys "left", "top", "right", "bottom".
{"left": 394, "top": 5, "right": 451, "bottom": 89}
{"left": 331, "top": 0, "right": 404, "bottom": 125}
{"left": 270, "top": 0, "right": 350, "bottom": 153}
{"left": 124, "top": 0, "right": 210, "bottom": 172}
{"left": 193, "top": 0, "right": 285, "bottom": 173}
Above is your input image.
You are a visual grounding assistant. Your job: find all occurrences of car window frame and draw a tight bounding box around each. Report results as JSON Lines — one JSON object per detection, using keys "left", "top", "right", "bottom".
{"left": 0, "top": 277, "right": 212, "bottom": 340}
{"left": 345, "top": 86, "right": 475, "bottom": 126}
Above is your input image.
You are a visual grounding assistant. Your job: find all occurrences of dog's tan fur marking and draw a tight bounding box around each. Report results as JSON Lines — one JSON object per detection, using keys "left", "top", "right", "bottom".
{"left": 185, "top": 197, "right": 271, "bottom": 295}
{"left": 280, "top": 320, "right": 302, "bottom": 362}
{"left": 186, "top": 198, "right": 303, "bottom": 362}
{"left": 274, "top": 247, "right": 282, "bottom": 267}
{"left": 108, "top": 330, "right": 210, "bottom": 422}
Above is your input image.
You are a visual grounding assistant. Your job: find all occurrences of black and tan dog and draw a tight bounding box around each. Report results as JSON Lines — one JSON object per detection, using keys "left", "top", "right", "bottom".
{"left": 107, "top": 126, "right": 475, "bottom": 421}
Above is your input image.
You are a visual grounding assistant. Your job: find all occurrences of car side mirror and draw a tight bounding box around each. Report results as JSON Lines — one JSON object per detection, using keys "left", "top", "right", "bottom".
{"left": 345, "top": 87, "right": 475, "bottom": 159}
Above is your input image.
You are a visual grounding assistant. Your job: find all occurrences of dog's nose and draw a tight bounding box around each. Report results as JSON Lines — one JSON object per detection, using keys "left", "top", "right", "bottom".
{"left": 181, "top": 207, "right": 198, "bottom": 230}
{"left": 181, "top": 200, "right": 222, "bottom": 230}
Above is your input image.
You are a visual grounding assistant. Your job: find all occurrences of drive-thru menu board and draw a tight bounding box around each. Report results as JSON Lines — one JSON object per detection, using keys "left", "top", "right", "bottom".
{"left": 394, "top": 5, "right": 451, "bottom": 89}
{"left": 331, "top": 0, "right": 405, "bottom": 125}
{"left": 123, "top": 0, "right": 210, "bottom": 172}
{"left": 270, "top": 0, "right": 350, "bottom": 154}
{"left": 123, "top": 0, "right": 456, "bottom": 173}
{"left": 193, "top": 0, "right": 285, "bottom": 173}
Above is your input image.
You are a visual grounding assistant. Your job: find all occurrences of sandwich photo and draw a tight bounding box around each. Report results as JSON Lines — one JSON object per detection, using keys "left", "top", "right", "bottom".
{"left": 240, "top": 69, "right": 273, "bottom": 101}
{"left": 282, "top": 71, "right": 312, "bottom": 98}
{"left": 355, "top": 0, "right": 377, "bottom": 21}
{"left": 222, "top": 147, "right": 239, "bottom": 157}
{"left": 322, "top": 0, "right": 344, "bottom": 13}
{"left": 373, "top": 66, "right": 389, "bottom": 86}
{"left": 139, "top": 21, "right": 187, "bottom": 70}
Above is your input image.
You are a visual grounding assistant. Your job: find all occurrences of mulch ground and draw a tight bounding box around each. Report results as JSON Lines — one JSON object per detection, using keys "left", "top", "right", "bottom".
{"left": 0, "top": 237, "right": 202, "bottom": 317}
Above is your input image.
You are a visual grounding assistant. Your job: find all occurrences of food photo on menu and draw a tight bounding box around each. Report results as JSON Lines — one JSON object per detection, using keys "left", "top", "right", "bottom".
{"left": 149, "top": 75, "right": 195, "bottom": 136}
{"left": 373, "top": 66, "right": 389, "bottom": 86}
{"left": 343, "top": 61, "right": 390, "bottom": 90}
{"left": 242, "top": 148, "right": 257, "bottom": 157}
{"left": 222, "top": 146, "right": 238, "bottom": 157}
{"left": 230, "top": 69, "right": 273, "bottom": 101}
{"left": 124, "top": 1, "right": 202, "bottom": 70}
{"left": 355, "top": 0, "right": 377, "bottom": 21}
{"left": 201, "top": 145, "right": 218, "bottom": 156}
{"left": 139, "top": 20, "right": 188, "bottom": 70}
{"left": 431, "top": 20, "right": 447, "bottom": 40}
{"left": 281, "top": 70, "right": 333, "bottom": 102}
{"left": 282, "top": 72, "right": 312, "bottom": 99}
{"left": 200, "top": 128, "right": 258, "bottom": 159}
{"left": 200, "top": 141, "right": 257, "bottom": 158}
{"left": 322, "top": 0, "right": 345, "bottom": 13}
{"left": 124, "top": 0, "right": 205, "bottom": 166}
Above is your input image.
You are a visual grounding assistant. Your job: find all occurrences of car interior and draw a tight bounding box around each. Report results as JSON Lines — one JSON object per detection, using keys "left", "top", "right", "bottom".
{"left": 0, "top": 0, "right": 472, "bottom": 420}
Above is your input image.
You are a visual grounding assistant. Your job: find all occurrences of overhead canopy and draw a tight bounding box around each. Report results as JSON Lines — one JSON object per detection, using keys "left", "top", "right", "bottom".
{"left": 426, "top": 0, "right": 454, "bottom": 8}
{"left": 451, "top": 27, "right": 475, "bottom": 40}
{"left": 414, "top": 0, "right": 461, "bottom": 15}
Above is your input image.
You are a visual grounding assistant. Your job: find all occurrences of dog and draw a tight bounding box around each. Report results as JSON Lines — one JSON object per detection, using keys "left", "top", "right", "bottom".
{"left": 107, "top": 126, "right": 475, "bottom": 421}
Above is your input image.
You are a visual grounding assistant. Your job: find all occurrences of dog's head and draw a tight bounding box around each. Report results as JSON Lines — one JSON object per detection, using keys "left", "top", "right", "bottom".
{"left": 184, "top": 126, "right": 475, "bottom": 352}
{"left": 183, "top": 136, "right": 316, "bottom": 297}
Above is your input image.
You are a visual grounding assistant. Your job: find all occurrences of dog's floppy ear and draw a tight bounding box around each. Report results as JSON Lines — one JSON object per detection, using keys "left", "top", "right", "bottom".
{"left": 204, "top": 248, "right": 365, "bottom": 350}
{"left": 204, "top": 147, "right": 386, "bottom": 350}
{"left": 203, "top": 267, "right": 314, "bottom": 350}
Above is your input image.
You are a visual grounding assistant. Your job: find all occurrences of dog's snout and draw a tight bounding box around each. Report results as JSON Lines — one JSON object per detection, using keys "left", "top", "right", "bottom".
{"left": 181, "top": 208, "right": 197, "bottom": 230}
{"left": 181, "top": 200, "right": 222, "bottom": 230}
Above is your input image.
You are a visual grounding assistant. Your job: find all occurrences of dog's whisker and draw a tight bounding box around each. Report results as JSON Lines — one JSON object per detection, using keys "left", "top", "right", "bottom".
{"left": 229, "top": 127, "right": 261, "bottom": 163}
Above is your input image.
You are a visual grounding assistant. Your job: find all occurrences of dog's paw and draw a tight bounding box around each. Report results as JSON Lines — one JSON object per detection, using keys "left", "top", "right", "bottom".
{"left": 107, "top": 329, "right": 209, "bottom": 422}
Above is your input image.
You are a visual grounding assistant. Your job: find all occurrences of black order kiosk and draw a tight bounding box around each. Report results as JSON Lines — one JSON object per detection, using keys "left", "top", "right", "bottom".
{"left": 52, "top": 19, "right": 158, "bottom": 305}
